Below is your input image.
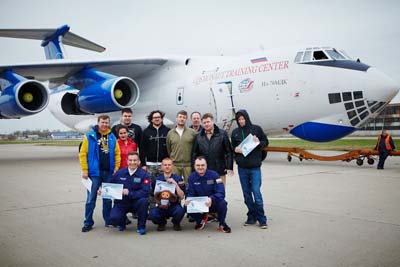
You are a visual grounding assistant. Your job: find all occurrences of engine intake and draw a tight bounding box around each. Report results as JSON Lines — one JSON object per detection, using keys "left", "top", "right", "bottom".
{"left": 0, "top": 71, "right": 49, "bottom": 118}
{"left": 61, "top": 69, "right": 140, "bottom": 115}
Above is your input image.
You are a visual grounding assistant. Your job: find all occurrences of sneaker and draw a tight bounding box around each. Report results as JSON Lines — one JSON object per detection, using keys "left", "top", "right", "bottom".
{"left": 259, "top": 223, "right": 268, "bottom": 229}
{"left": 195, "top": 216, "right": 208, "bottom": 230}
{"left": 173, "top": 224, "right": 182, "bottom": 231}
{"left": 118, "top": 225, "right": 126, "bottom": 231}
{"left": 137, "top": 228, "right": 146, "bottom": 235}
{"left": 243, "top": 217, "right": 256, "bottom": 226}
{"left": 105, "top": 224, "right": 115, "bottom": 228}
{"left": 157, "top": 224, "right": 166, "bottom": 231}
{"left": 81, "top": 225, "right": 92, "bottom": 232}
{"left": 218, "top": 223, "right": 231, "bottom": 233}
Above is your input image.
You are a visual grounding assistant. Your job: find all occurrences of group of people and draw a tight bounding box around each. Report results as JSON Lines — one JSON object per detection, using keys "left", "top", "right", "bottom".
{"left": 79, "top": 108, "right": 269, "bottom": 235}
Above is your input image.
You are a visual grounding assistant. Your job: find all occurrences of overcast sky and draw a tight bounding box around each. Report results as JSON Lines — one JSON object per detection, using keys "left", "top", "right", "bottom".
{"left": 0, "top": 0, "right": 399, "bottom": 133}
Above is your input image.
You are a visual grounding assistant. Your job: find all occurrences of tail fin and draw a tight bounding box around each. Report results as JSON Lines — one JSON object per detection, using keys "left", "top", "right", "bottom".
{"left": 0, "top": 24, "right": 105, "bottom": 60}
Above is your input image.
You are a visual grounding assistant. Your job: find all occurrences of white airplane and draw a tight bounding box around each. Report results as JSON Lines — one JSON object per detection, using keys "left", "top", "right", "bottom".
{"left": 0, "top": 25, "right": 399, "bottom": 142}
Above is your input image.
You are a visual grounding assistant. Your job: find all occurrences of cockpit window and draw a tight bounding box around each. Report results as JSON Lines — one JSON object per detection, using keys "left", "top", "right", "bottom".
{"left": 313, "top": 51, "right": 329, "bottom": 60}
{"left": 325, "top": 49, "right": 346, "bottom": 60}
{"left": 294, "top": 47, "right": 350, "bottom": 63}
{"left": 303, "top": 51, "right": 312, "bottom": 62}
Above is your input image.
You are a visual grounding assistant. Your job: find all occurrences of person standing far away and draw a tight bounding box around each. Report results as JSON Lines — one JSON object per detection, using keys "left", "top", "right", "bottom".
{"left": 231, "top": 109, "right": 269, "bottom": 229}
{"left": 79, "top": 114, "right": 121, "bottom": 232}
{"left": 112, "top": 108, "right": 142, "bottom": 148}
{"left": 140, "top": 110, "right": 171, "bottom": 207}
{"left": 189, "top": 111, "right": 203, "bottom": 133}
{"left": 191, "top": 113, "right": 233, "bottom": 187}
{"left": 375, "top": 129, "right": 396, "bottom": 170}
{"left": 166, "top": 110, "right": 196, "bottom": 184}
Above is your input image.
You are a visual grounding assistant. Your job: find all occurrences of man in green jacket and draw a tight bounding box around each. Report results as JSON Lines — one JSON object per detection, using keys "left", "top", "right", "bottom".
{"left": 166, "top": 110, "right": 196, "bottom": 184}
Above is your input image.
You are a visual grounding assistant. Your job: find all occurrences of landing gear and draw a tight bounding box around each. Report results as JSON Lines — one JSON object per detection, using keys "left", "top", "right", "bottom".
{"left": 287, "top": 155, "right": 292, "bottom": 162}
{"left": 356, "top": 158, "right": 364, "bottom": 166}
{"left": 367, "top": 157, "right": 375, "bottom": 165}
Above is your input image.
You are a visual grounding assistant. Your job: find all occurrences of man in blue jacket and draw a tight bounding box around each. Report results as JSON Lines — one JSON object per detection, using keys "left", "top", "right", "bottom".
{"left": 231, "top": 110, "right": 268, "bottom": 229}
{"left": 79, "top": 114, "right": 121, "bottom": 233}
{"left": 185, "top": 156, "right": 231, "bottom": 233}
{"left": 107, "top": 151, "right": 150, "bottom": 235}
{"left": 148, "top": 158, "right": 186, "bottom": 231}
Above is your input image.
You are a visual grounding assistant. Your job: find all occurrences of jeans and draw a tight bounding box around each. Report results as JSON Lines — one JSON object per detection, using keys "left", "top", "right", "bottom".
{"left": 84, "top": 171, "right": 112, "bottom": 227}
{"left": 238, "top": 167, "right": 267, "bottom": 224}
{"left": 110, "top": 198, "right": 149, "bottom": 229}
{"left": 378, "top": 150, "right": 390, "bottom": 169}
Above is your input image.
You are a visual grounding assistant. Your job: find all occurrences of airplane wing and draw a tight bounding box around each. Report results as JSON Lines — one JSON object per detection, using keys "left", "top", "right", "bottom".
{"left": 0, "top": 58, "right": 168, "bottom": 85}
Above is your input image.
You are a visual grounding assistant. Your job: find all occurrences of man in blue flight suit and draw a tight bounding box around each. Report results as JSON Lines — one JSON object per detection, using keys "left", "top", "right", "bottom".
{"left": 102, "top": 151, "right": 150, "bottom": 235}
{"left": 185, "top": 156, "right": 231, "bottom": 233}
{"left": 148, "top": 157, "right": 186, "bottom": 231}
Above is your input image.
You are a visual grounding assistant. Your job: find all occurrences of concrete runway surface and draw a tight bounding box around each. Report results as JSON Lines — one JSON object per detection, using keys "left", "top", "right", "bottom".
{"left": 0, "top": 144, "right": 399, "bottom": 267}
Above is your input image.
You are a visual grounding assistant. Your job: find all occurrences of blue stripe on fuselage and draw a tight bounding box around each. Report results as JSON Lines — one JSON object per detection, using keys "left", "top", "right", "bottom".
{"left": 290, "top": 121, "right": 357, "bottom": 142}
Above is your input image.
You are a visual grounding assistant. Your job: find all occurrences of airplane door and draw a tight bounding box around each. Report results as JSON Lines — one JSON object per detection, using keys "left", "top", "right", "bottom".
{"left": 210, "top": 81, "right": 236, "bottom": 131}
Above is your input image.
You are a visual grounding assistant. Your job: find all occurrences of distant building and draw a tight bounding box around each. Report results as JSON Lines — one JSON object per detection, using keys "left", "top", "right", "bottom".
{"left": 356, "top": 103, "right": 400, "bottom": 136}
{"left": 50, "top": 132, "right": 83, "bottom": 139}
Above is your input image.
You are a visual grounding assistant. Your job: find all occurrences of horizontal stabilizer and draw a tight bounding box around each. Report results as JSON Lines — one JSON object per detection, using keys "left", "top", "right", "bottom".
{"left": 0, "top": 25, "right": 105, "bottom": 57}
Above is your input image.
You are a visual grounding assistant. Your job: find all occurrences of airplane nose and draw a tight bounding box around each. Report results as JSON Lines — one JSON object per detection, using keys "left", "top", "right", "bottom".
{"left": 365, "top": 67, "right": 400, "bottom": 103}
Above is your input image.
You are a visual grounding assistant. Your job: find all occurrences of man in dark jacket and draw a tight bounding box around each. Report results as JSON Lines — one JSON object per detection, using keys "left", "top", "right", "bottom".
{"left": 111, "top": 108, "right": 142, "bottom": 146}
{"left": 140, "top": 110, "right": 170, "bottom": 208}
{"left": 375, "top": 129, "right": 396, "bottom": 169}
{"left": 191, "top": 113, "right": 233, "bottom": 187}
{"left": 231, "top": 110, "right": 268, "bottom": 229}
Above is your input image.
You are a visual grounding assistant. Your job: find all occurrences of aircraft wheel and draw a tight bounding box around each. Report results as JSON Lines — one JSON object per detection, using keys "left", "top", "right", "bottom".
{"left": 356, "top": 158, "right": 364, "bottom": 166}
{"left": 287, "top": 155, "right": 292, "bottom": 162}
{"left": 299, "top": 154, "right": 303, "bottom": 161}
{"left": 367, "top": 158, "right": 375, "bottom": 165}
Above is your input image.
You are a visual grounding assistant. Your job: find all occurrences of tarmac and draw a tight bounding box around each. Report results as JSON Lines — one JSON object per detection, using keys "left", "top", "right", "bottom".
{"left": 0, "top": 144, "right": 399, "bottom": 267}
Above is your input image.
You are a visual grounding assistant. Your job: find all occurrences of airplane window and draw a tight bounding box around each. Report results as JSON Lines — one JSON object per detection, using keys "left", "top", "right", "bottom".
{"left": 353, "top": 91, "right": 363, "bottom": 99}
{"left": 303, "top": 51, "right": 312, "bottom": 61}
{"left": 347, "top": 110, "right": 357, "bottom": 119}
{"left": 355, "top": 100, "right": 365, "bottom": 107}
{"left": 325, "top": 49, "right": 346, "bottom": 60}
{"left": 345, "top": 102, "right": 354, "bottom": 110}
{"left": 313, "top": 51, "right": 329, "bottom": 60}
{"left": 339, "top": 50, "right": 351, "bottom": 59}
{"left": 370, "top": 102, "right": 386, "bottom": 113}
{"left": 350, "top": 117, "right": 360, "bottom": 126}
{"left": 342, "top": 92, "right": 352, "bottom": 101}
{"left": 367, "top": 100, "right": 377, "bottom": 107}
{"left": 328, "top": 93, "right": 341, "bottom": 104}
{"left": 294, "top": 52, "right": 303, "bottom": 63}
{"left": 359, "top": 111, "right": 369, "bottom": 120}
{"left": 357, "top": 106, "right": 367, "bottom": 113}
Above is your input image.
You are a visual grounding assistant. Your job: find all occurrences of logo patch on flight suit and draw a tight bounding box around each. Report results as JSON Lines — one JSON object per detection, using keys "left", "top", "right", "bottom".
{"left": 216, "top": 178, "right": 223, "bottom": 184}
{"left": 133, "top": 177, "right": 141, "bottom": 183}
{"left": 194, "top": 182, "right": 201, "bottom": 185}
{"left": 120, "top": 177, "right": 127, "bottom": 181}
{"left": 207, "top": 179, "right": 215, "bottom": 185}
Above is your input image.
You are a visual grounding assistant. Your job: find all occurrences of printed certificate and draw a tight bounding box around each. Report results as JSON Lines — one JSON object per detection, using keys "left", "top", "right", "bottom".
{"left": 101, "top": 183, "right": 123, "bottom": 200}
{"left": 186, "top": 196, "right": 209, "bottom": 213}
{"left": 154, "top": 180, "right": 176, "bottom": 194}
{"left": 81, "top": 178, "right": 92, "bottom": 193}
{"left": 239, "top": 133, "right": 260, "bottom": 157}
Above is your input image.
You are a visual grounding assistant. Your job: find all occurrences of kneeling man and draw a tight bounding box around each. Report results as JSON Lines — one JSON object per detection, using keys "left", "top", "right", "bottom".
{"left": 107, "top": 151, "right": 150, "bottom": 235}
{"left": 185, "top": 156, "right": 231, "bottom": 233}
{"left": 149, "top": 158, "right": 186, "bottom": 231}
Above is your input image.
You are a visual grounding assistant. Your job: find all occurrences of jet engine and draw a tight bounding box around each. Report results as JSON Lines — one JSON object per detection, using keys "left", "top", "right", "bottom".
{"left": 0, "top": 70, "right": 49, "bottom": 119}
{"left": 61, "top": 69, "right": 140, "bottom": 115}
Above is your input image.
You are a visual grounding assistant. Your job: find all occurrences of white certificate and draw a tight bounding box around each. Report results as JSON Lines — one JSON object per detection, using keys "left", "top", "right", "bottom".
{"left": 81, "top": 178, "right": 92, "bottom": 193}
{"left": 154, "top": 180, "right": 176, "bottom": 194}
{"left": 239, "top": 133, "right": 260, "bottom": 157}
{"left": 101, "top": 183, "right": 123, "bottom": 200}
{"left": 186, "top": 196, "right": 209, "bottom": 213}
